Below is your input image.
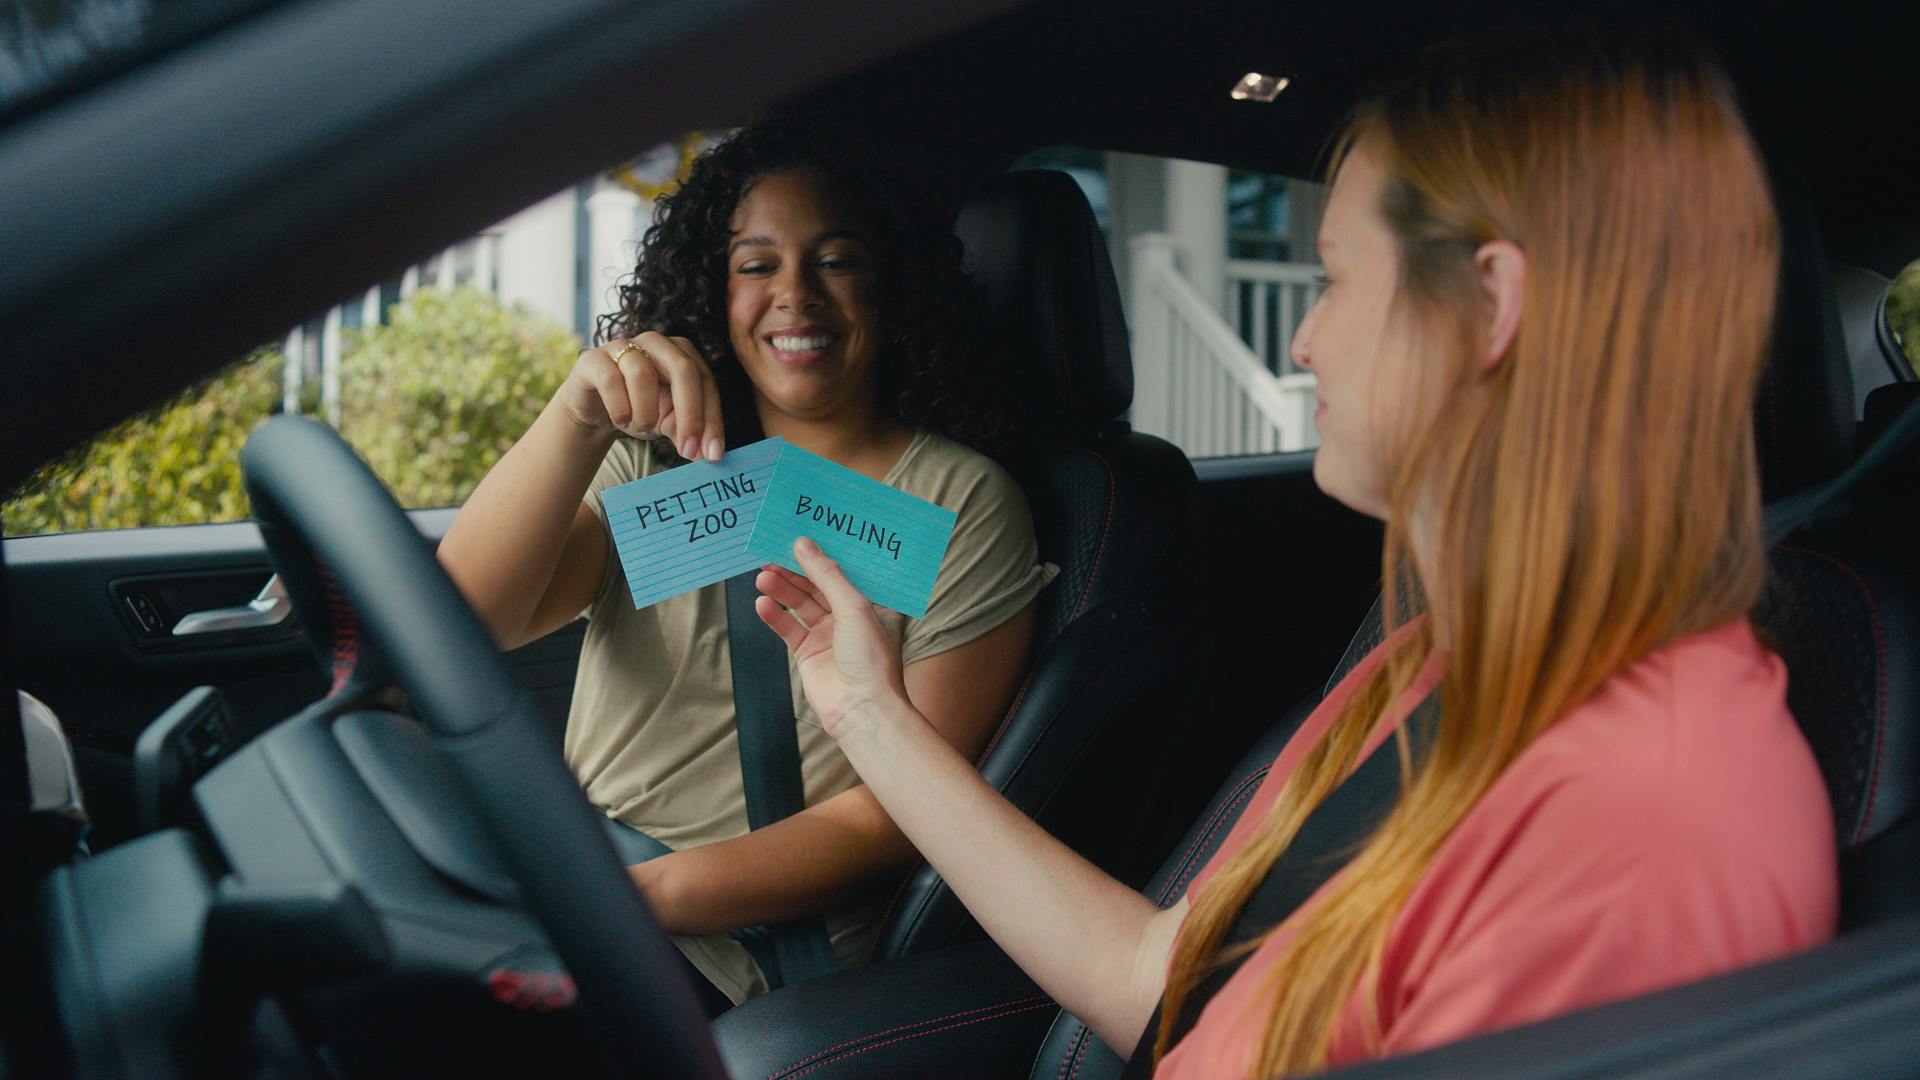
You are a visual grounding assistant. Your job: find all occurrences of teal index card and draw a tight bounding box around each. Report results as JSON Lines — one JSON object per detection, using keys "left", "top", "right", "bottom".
{"left": 746, "top": 444, "right": 957, "bottom": 619}
{"left": 601, "top": 437, "right": 785, "bottom": 610}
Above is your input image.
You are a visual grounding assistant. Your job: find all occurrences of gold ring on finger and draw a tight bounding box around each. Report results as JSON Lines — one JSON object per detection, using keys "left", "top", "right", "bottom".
{"left": 610, "top": 340, "right": 645, "bottom": 364}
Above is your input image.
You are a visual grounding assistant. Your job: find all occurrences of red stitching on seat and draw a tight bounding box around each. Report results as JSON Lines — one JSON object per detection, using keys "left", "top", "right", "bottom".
{"left": 769, "top": 995, "right": 1053, "bottom": 1079}
{"left": 975, "top": 669, "right": 1037, "bottom": 767}
{"left": 1058, "top": 1026, "right": 1092, "bottom": 1080}
{"left": 1068, "top": 450, "right": 1117, "bottom": 624}
{"left": 1046, "top": 767, "right": 1272, "bottom": 1078}
{"left": 1777, "top": 545, "right": 1889, "bottom": 846}
{"left": 318, "top": 561, "right": 360, "bottom": 695}
{"left": 1157, "top": 767, "right": 1270, "bottom": 904}
{"left": 866, "top": 867, "right": 923, "bottom": 964}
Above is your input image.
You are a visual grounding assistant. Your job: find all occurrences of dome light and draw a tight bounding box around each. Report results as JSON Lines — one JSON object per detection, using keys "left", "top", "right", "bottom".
{"left": 1230, "top": 72, "right": 1290, "bottom": 102}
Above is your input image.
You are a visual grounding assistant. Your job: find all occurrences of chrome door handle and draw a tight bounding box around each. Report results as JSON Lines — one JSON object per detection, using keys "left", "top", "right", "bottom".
{"left": 172, "top": 575, "right": 292, "bottom": 636}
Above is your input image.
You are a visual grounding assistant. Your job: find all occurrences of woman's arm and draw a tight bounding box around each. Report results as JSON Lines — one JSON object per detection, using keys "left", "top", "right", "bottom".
{"left": 629, "top": 603, "right": 1034, "bottom": 929}
{"left": 755, "top": 543, "right": 1184, "bottom": 1051}
{"left": 439, "top": 335, "right": 724, "bottom": 649}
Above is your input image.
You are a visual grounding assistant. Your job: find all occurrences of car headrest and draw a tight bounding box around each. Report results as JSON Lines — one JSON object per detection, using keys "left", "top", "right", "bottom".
{"left": 1756, "top": 159, "right": 1856, "bottom": 501}
{"left": 954, "top": 170, "right": 1132, "bottom": 437}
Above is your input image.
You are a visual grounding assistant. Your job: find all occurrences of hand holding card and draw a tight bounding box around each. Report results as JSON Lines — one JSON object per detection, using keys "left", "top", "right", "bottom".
{"left": 601, "top": 437, "right": 957, "bottom": 618}
{"left": 744, "top": 445, "right": 956, "bottom": 619}
{"left": 601, "top": 438, "right": 785, "bottom": 609}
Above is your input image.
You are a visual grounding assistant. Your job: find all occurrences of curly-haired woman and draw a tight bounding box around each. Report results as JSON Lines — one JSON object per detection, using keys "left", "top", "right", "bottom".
{"left": 438, "top": 122, "right": 1056, "bottom": 1013}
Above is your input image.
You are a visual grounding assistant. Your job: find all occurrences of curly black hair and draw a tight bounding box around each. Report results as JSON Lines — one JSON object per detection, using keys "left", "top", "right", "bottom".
{"left": 599, "top": 120, "right": 1009, "bottom": 457}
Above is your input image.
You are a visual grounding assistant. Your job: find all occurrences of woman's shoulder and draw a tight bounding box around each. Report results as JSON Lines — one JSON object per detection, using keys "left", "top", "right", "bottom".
{"left": 1484, "top": 618, "right": 1829, "bottom": 881}
{"left": 1532, "top": 619, "right": 1796, "bottom": 780}
{"left": 891, "top": 429, "right": 1027, "bottom": 516}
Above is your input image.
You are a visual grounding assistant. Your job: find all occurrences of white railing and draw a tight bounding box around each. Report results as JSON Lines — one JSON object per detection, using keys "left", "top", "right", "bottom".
{"left": 1225, "top": 258, "right": 1324, "bottom": 376}
{"left": 1129, "top": 234, "right": 1319, "bottom": 455}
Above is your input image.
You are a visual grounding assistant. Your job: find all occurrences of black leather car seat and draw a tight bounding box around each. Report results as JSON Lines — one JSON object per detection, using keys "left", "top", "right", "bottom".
{"left": 866, "top": 170, "right": 1207, "bottom": 962}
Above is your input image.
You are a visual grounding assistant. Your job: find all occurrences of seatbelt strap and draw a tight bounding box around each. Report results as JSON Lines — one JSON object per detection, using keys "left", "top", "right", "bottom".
{"left": 1765, "top": 390, "right": 1920, "bottom": 543}
{"left": 1118, "top": 698, "right": 1439, "bottom": 1077}
{"left": 724, "top": 571, "right": 839, "bottom": 988}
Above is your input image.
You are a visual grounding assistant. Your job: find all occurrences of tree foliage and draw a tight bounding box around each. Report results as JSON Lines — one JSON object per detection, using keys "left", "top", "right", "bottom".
{"left": 1, "top": 348, "right": 282, "bottom": 536}
{"left": 337, "top": 287, "right": 577, "bottom": 509}
{"left": 2, "top": 288, "right": 578, "bottom": 536}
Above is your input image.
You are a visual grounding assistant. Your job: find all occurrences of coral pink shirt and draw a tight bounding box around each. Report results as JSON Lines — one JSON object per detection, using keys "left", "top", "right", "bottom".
{"left": 1156, "top": 618, "right": 1836, "bottom": 1078}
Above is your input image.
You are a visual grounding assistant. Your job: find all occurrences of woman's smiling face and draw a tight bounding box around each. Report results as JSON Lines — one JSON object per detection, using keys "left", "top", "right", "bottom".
{"left": 725, "top": 168, "right": 885, "bottom": 426}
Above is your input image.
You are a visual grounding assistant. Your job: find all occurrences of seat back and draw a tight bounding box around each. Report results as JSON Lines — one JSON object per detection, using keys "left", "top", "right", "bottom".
{"left": 870, "top": 171, "right": 1206, "bottom": 961}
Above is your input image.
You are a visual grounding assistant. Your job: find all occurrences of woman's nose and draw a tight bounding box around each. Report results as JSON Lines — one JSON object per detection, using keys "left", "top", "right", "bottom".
{"left": 1290, "top": 306, "right": 1317, "bottom": 372}
{"left": 775, "top": 263, "right": 823, "bottom": 311}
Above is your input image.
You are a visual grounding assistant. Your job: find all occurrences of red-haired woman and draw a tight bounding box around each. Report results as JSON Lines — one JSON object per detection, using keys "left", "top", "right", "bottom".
{"left": 752, "top": 28, "right": 1838, "bottom": 1078}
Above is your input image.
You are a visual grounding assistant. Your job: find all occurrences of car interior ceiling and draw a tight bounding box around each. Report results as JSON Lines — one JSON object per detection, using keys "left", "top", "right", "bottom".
{"left": 5, "top": 0, "right": 1920, "bottom": 1076}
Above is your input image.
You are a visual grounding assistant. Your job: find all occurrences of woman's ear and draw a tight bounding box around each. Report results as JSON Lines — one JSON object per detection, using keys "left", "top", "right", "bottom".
{"left": 1476, "top": 239, "right": 1526, "bottom": 373}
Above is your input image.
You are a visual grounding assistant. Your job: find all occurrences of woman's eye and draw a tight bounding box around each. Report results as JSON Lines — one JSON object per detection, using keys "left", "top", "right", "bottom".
{"left": 818, "top": 256, "right": 864, "bottom": 271}
{"left": 735, "top": 261, "right": 773, "bottom": 275}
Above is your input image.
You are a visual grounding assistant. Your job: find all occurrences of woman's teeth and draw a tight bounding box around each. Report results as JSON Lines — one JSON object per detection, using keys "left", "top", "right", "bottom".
{"left": 771, "top": 335, "right": 834, "bottom": 351}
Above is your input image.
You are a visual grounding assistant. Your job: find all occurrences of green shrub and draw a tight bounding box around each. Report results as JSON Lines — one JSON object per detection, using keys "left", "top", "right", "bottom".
{"left": 337, "top": 287, "right": 578, "bottom": 509}
{"left": 2, "top": 288, "right": 580, "bottom": 536}
{"left": 2, "top": 349, "right": 282, "bottom": 536}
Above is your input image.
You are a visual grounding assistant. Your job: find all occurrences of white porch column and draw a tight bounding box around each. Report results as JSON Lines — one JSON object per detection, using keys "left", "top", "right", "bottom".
{"left": 1128, "top": 233, "right": 1181, "bottom": 439}
{"left": 361, "top": 285, "right": 381, "bottom": 330}
{"left": 1104, "top": 151, "right": 1167, "bottom": 301}
{"left": 399, "top": 265, "right": 420, "bottom": 299}
{"left": 474, "top": 232, "right": 497, "bottom": 296}
{"left": 434, "top": 246, "right": 458, "bottom": 291}
{"left": 586, "top": 184, "right": 644, "bottom": 337}
{"left": 1166, "top": 159, "right": 1228, "bottom": 314}
{"left": 321, "top": 305, "right": 343, "bottom": 427}
{"left": 494, "top": 190, "right": 578, "bottom": 334}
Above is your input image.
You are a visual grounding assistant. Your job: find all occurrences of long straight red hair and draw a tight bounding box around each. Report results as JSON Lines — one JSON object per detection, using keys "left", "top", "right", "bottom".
{"left": 1157, "top": 31, "right": 1781, "bottom": 1076}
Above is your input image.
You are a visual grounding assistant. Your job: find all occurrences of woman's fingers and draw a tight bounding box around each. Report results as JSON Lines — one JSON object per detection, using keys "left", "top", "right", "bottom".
{"left": 638, "top": 331, "right": 719, "bottom": 462}
{"left": 755, "top": 569, "right": 829, "bottom": 625}
{"left": 761, "top": 563, "right": 827, "bottom": 605}
{"left": 612, "top": 340, "right": 660, "bottom": 435}
{"left": 753, "top": 595, "right": 809, "bottom": 653}
{"left": 792, "top": 538, "right": 872, "bottom": 619}
{"left": 589, "top": 349, "right": 637, "bottom": 433}
{"left": 678, "top": 335, "right": 726, "bottom": 460}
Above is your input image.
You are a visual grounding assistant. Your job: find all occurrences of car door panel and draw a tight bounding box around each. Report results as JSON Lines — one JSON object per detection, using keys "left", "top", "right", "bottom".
{"left": 4, "top": 508, "right": 590, "bottom": 848}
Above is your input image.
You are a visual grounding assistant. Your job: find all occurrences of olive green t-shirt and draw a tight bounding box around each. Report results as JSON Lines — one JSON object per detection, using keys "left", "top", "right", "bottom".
{"left": 568, "top": 429, "right": 1058, "bottom": 1003}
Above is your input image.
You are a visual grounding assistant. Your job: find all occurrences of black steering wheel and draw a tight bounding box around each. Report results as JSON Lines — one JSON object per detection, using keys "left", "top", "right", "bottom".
{"left": 242, "top": 415, "right": 725, "bottom": 1078}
